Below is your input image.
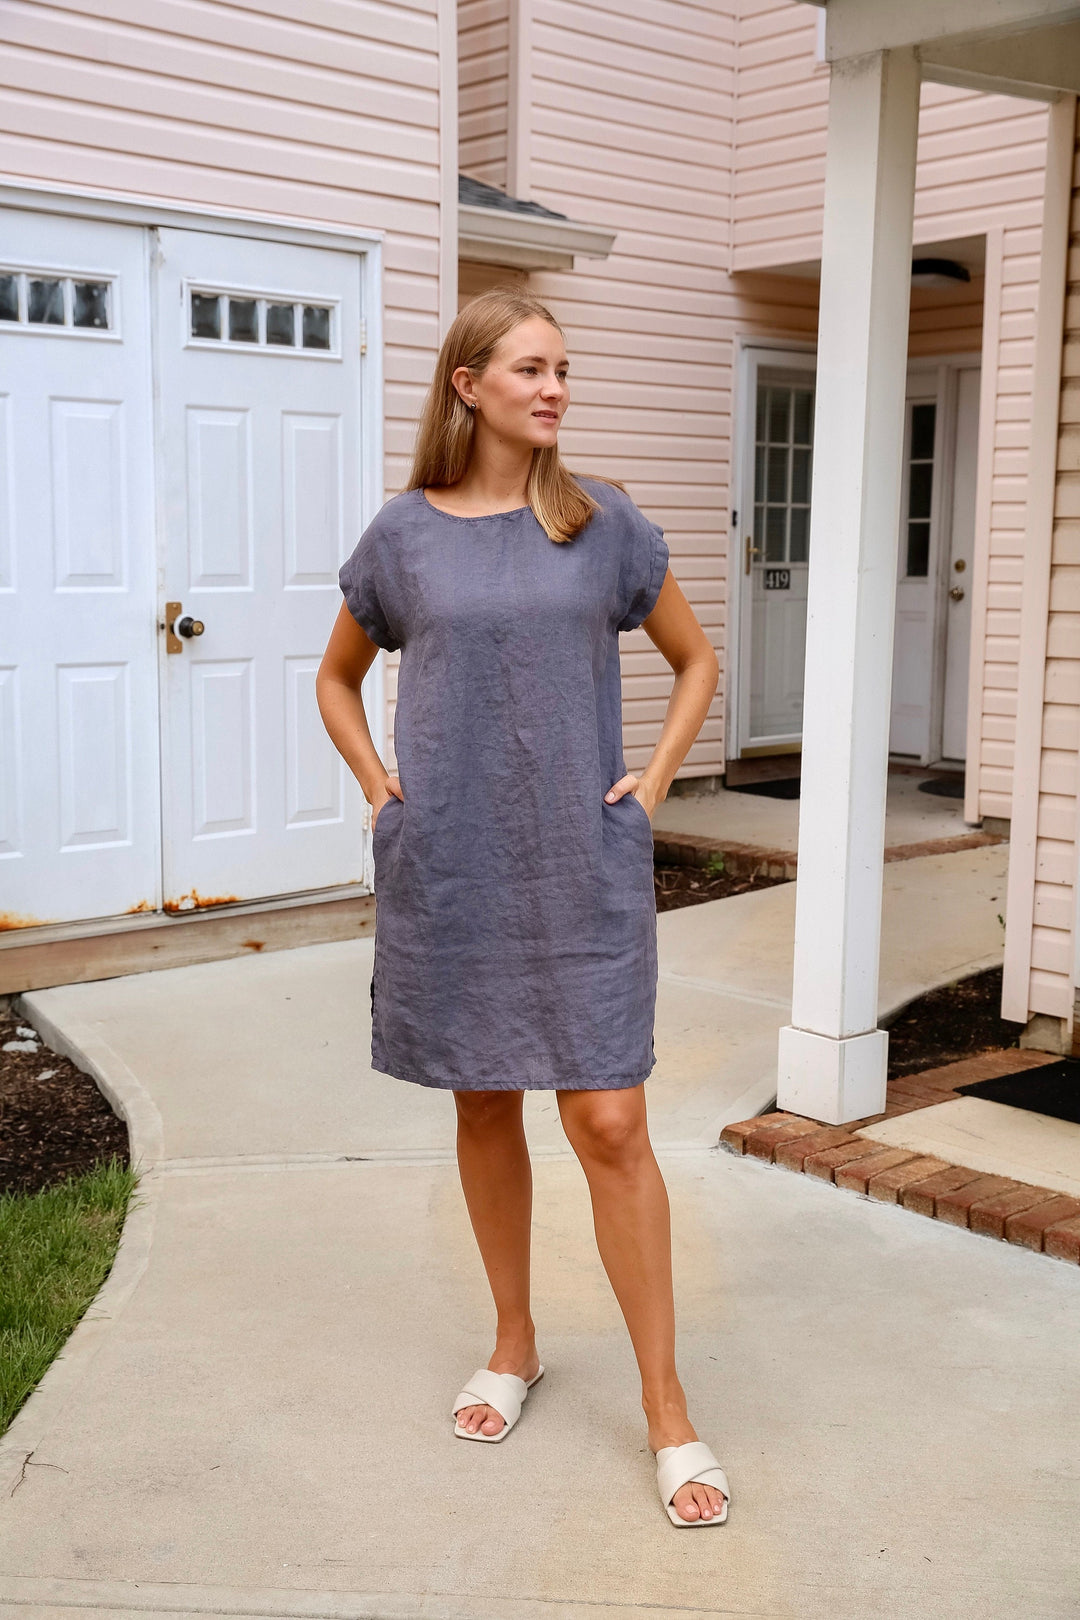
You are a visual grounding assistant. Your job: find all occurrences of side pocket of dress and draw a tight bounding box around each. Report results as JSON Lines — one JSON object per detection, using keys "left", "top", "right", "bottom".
{"left": 624, "top": 792, "right": 655, "bottom": 844}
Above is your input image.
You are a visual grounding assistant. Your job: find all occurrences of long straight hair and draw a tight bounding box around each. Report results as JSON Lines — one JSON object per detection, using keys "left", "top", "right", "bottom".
{"left": 406, "top": 286, "right": 623, "bottom": 544}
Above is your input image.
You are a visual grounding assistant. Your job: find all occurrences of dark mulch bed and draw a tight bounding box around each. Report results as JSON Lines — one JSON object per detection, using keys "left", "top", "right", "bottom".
{"left": 653, "top": 860, "right": 789, "bottom": 914}
{"left": 884, "top": 966, "right": 1021, "bottom": 1079}
{"left": 0, "top": 1008, "right": 129, "bottom": 1196}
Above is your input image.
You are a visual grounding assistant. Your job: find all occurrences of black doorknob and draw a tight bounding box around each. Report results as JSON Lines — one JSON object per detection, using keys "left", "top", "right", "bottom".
{"left": 176, "top": 616, "right": 205, "bottom": 638}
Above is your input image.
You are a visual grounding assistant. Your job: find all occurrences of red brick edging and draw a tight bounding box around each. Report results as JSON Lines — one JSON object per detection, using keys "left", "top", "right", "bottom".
{"left": 719, "top": 1051, "right": 1080, "bottom": 1265}
{"left": 653, "top": 828, "right": 1005, "bottom": 882}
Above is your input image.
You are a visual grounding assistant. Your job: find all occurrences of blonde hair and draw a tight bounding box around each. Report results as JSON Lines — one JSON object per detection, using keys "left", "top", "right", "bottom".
{"left": 406, "top": 286, "right": 624, "bottom": 544}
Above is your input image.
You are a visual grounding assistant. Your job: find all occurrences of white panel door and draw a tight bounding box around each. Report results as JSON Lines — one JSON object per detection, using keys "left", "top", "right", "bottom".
{"left": 739, "top": 356, "right": 816, "bottom": 748}
{"left": 155, "top": 228, "right": 364, "bottom": 910}
{"left": 0, "top": 210, "right": 159, "bottom": 927}
{"left": 889, "top": 364, "right": 978, "bottom": 763}
{"left": 941, "top": 366, "right": 979, "bottom": 761}
{"left": 889, "top": 380, "right": 943, "bottom": 759}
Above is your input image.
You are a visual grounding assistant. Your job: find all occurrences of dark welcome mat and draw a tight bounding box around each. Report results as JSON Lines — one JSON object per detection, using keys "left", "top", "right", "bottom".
{"left": 918, "top": 776, "right": 965, "bottom": 799}
{"left": 727, "top": 778, "right": 801, "bottom": 800}
{"left": 955, "top": 1059, "right": 1080, "bottom": 1126}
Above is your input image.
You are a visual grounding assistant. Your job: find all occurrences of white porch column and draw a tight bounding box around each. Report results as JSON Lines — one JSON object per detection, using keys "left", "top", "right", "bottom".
{"left": 776, "top": 47, "right": 921, "bottom": 1125}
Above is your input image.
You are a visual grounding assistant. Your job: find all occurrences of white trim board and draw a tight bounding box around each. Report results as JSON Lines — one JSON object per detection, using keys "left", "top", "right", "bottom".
{"left": 0, "top": 180, "right": 385, "bottom": 255}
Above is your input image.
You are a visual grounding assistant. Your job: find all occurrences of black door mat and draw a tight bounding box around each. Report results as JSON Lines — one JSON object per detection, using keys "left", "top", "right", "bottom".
{"left": 955, "top": 1059, "right": 1080, "bottom": 1126}
{"left": 917, "top": 777, "right": 965, "bottom": 798}
{"left": 726, "top": 778, "right": 801, "bottom": 800}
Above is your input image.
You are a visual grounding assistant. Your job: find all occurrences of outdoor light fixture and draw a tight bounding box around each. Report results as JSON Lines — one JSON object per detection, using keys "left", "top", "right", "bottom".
{"left": 910, "top": 257, "right": 971, "bottom": 287}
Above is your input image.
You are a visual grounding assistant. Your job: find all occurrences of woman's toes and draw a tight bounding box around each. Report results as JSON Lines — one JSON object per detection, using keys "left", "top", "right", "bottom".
{"left": 456, "top": 1402, "right": 505, "bottom": 1435}
{"left": 671, "top": 1482, "right": 726, "bottom": 1520}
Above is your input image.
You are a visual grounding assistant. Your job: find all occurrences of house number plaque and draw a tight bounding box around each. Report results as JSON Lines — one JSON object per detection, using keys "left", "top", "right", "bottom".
{"left": 763, "top": 568, "right": 791, "bottom": 591}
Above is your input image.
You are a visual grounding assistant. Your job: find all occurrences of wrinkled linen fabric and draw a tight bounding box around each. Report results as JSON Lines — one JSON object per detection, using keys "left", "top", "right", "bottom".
{"left": 338, "top": 477, "right": 669, "bottom": 1091}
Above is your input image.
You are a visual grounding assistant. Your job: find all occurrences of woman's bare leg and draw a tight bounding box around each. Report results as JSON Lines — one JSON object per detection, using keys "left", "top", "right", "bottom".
{"left": 452, "top": 1089, "right": 540, "bottom": 1436}
{"left": 556, "top": 1083, "right": 725, "bottom": 1522}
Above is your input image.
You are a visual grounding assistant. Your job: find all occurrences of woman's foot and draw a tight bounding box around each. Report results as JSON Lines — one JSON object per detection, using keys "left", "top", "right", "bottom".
{"left": 455, "top": 1340, "right": 541, "bottom": 1437}
{"left": 646, "top": 1399, "right": 727, "bottom": 1522}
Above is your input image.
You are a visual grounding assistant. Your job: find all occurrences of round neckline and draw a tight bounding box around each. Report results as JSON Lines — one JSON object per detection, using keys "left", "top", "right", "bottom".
{"left": 417, "top": 487, "right": 531, "bottom": 522}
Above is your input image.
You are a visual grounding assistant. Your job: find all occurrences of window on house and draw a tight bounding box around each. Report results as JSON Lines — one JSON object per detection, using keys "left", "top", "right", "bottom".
{"left": 187, "top": 288, "right": 338, "bottom": 354}
{"left": 0, "top": 270, "right": 114, "bottom": 332}
{"left": 904, "top": 401, "right": 936, "bottom": 577}
{"left": 754, "top": 379, "right": 814, "bottom": 564}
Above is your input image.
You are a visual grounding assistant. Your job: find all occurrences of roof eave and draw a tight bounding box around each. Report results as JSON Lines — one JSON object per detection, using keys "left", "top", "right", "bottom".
{"left": 457, "top": 204, "right": 617, "bottom": 272}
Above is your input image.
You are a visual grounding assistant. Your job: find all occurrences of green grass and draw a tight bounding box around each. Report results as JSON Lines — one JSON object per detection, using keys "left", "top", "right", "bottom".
{"left": 0, "top": 1158, "right": 139, "bottom": 1436}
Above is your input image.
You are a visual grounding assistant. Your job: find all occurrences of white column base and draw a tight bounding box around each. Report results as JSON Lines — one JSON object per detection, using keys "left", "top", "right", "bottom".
{"left": 776, "top": 1025, "right": 889, "bottom": 1126}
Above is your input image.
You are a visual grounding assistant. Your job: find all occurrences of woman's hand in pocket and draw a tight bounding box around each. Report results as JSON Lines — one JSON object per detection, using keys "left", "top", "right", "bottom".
{"left": 372, "top": 776, "right": 404, "bottom": 832}
{"left": 604, "top": 772, "right": 657, "bottom": 820}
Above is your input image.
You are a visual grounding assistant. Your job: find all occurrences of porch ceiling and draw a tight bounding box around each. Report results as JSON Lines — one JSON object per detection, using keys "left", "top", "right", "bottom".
{"left": 748, "top": 232, "right": 986, "bottom": 285}
{"left": 807, "top": 0, "right": 1080, "bottom": 99}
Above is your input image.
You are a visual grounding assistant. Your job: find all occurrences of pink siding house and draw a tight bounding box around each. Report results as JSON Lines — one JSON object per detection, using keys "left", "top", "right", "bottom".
{"left": 1, "top": 0, "right": 1078, "bottom": 1097}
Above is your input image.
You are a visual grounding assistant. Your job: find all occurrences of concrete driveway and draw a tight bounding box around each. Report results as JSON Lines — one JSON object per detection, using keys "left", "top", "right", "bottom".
{"left": 2, "top": 846, "right": 1077, "bottom": 1620}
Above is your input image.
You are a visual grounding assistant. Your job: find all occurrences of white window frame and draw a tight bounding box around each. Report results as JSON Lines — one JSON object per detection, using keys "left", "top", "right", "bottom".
{"left": 182, "top": 279, "right": 343, "bottom": 359}
{"left": 0, "top": 258, "right": 122, "bottom": 341}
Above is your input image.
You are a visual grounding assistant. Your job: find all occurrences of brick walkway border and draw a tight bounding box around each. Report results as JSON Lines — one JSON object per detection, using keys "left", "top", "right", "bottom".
{"left": 719, "top": 1049, "right": 1080, "bottom": 1265}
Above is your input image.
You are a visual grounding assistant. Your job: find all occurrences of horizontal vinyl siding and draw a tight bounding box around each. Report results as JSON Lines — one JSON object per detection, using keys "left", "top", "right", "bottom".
{"left": 1029, "top": 110, "right": 1080, "bottom": 1018}
{"left": 459, "top": 0, "right": 509, "bottom": 188}
{"left": 733, "top": 0, "right": 1049, "bottom": 818}
{"left": 524, "top": 0, "right": 737, "bottom": 778}
{"left": 0, "top": 0, "right": 444, "bottom": 502}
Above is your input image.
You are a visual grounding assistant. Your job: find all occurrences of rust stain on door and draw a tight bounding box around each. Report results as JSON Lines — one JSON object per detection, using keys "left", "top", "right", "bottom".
{"left": 163, "top": 890, "right": 242, "bottom": 915}
{"left": 0, "top": 911, "right": 48, "bottom": 931}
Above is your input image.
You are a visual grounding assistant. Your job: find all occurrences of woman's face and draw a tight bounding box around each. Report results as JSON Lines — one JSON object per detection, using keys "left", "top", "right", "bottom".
{"left": 457, "top": 316, "right": 570, "bottom": 449}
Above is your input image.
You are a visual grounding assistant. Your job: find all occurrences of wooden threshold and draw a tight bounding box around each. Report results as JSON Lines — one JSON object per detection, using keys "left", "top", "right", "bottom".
{"left": 0, "top": 890, "right": 376, "bottom": 995}
{"left": 726, "top": 753, "right": 802, "bottom": 786}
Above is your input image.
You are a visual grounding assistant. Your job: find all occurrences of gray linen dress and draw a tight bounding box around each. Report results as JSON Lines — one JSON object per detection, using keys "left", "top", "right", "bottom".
{"left": 338, "top": 476, "right": 669, "bottom": 1092}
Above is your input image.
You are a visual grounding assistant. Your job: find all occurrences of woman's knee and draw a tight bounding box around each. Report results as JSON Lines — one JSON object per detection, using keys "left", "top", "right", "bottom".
{"left": 454, "top": 1088, "right": 524, "bottom": 1132}
{"left": 559, "top": 1090, "right": 649, "bottom": 1169}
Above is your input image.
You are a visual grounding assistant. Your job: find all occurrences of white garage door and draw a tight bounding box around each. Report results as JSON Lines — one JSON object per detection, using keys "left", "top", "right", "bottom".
{"left": 0, "top": 210, "right": 159, "bottom": 927}
{"left": 154, "top": 227, "right": 366, "bottom": 910}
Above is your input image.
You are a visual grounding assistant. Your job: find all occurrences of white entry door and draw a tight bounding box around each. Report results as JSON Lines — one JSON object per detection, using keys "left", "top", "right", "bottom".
{"left": 155, "top": 228, "right": 365, "bottom": 911}
{"left": 889, "top": 362, "right": 979, "bottom": 763}
{"left": 0, "top": 209, "right": 159, "bottom": 927}
{"left": 941, "top": 367, "right": 979, "bottom": 760}
{"left": 737, "top": 351, "right": 816, "bottom": 751}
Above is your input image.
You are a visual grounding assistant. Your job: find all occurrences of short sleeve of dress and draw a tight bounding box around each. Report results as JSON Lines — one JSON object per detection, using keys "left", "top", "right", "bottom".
{"left": 339, "top": 513, "right": 402, "bottom": 652}
{"left": 615, "top": 497, "right": 669, "bottom": 632}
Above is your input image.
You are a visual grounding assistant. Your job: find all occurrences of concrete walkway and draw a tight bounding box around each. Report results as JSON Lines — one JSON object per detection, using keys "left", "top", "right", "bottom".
{"left": 653, "top": 769, "right": 970, "bottom": 854}
{"left": 3, "top": 846, "right": 1079, "bottom": 1620}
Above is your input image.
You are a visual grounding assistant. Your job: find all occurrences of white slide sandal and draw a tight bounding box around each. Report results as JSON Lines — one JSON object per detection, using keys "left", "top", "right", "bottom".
{"left": 452, "top": 1365, "right": 545, "bottom": 1442}
{"left": 655, "top": 1440, "right": 730, "bottom": 1526}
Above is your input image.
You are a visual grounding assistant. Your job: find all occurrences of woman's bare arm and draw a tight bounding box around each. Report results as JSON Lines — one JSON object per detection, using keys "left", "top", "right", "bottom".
{"left": 605, "top": 570, "right": 720, "bottom": 817}
{"left": 315, "top": 602, "right": 402, "bottom": 821}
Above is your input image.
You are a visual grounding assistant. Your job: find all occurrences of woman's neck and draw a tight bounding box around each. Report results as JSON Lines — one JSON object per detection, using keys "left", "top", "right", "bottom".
{"left": 443, "top": 434, "right": 537, "bottom": 508}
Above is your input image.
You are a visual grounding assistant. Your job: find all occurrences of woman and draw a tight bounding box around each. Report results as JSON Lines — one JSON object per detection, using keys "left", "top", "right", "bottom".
{"left": 316, "top": 288, "right": 728, "bottom": 1527}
